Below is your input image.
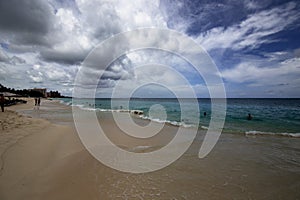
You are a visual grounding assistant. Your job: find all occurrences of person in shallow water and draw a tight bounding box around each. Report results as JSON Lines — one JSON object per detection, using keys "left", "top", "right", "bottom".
{"left": 204, "top": 112, "right": 207, "bottom": 117}
{"left": 247, "top": 113, "right": 253, "bottom": 120}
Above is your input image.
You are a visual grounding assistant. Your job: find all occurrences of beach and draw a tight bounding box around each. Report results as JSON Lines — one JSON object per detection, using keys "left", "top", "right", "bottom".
{"left": 1, "top": 0, "right": 300, "bottom": 199}
{"left": 0, "top": 99, "right": 299, "bottom": 200}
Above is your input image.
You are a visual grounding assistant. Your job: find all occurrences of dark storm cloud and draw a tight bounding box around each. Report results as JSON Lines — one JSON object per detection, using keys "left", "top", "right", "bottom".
{"left": 0, "top": 0, "right": 56, "bottom": 47}
{"left": 40, "top": 48, "right": 89, "bottom": 65}
{"left": 0, "top": 0, "right": 54, "bottom": 34}
{"left": 77, "top": 54, "right": 135, "bottom": 89}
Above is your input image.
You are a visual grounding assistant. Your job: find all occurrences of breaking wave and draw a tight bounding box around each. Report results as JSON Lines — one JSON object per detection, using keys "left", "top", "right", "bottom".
{"left": 245, "top": 131, "right": 300, "bottom": 138}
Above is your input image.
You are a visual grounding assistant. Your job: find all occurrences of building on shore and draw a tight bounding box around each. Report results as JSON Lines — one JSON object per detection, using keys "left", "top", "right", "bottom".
{"left": 47, "top": 90, "right": 61, "bottom": 98}
{"left": 31, "top": 88, "right": 47, "bottom": 97}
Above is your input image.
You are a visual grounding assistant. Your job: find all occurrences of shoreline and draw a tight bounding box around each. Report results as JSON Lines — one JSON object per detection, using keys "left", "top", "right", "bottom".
{"left": 61, "top": 98, "right": 300, "bottom": 138}
{"left": 0, "top": 99, "right": 299, "bottom": 199}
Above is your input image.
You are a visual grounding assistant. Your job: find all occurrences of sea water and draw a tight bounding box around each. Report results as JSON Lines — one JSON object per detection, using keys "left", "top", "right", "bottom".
{"left": 59, "top": 98, "right": 300, "bottom": 137}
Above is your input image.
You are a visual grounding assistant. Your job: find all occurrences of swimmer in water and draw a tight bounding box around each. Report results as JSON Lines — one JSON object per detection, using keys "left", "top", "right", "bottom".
{"left": 247, "top": 113, "right": 253, "bottom": 120}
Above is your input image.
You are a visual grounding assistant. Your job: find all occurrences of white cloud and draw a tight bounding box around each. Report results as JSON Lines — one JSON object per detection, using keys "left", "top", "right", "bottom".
{"left": 39, "top": 0, "right": 168, "bottom": 65}
{"left": 29, "top": 75, "right": 43, "bottom": 83}
{"left": 221, "top": 57, "right": 300, "bottom": 88}
{"left": 196, "top": 2, "right": 300, "bottom": 51}
{"left": 33, "top": 64, "right": 40, "bottom": 70}
{"left": 0, "top": 49, "right": 27, "bottom": 64}
{"left": 1, "top": 0, "right": 299, "bottom": 98}
{"left": 0, "top": 49, "right": 9, "bottom": 62}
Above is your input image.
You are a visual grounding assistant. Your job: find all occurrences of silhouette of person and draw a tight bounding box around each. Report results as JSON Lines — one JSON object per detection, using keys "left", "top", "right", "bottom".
{"left": 0, "top": 94, "right": 5, "bottom": 112}
{"left": 34, "top": 98, "right": 37, "bottom": 106}
{"left": 37, "top": 98, "right": 41, "bottom": 106}
{"left": 204, "top": 112, "right": 207, "bottom": 117}
{"left": 247, "top": 113, "right": 253, "bottom": 120}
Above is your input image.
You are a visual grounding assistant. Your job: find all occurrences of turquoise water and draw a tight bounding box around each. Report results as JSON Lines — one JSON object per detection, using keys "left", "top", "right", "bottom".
{"left": 59, "top": 98, "right": 300, "bottom": 136}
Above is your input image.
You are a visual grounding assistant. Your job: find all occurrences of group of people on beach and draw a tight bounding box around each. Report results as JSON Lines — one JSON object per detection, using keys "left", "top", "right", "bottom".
{"left": 34, "top": 97, "right": 41, "bottom": 106}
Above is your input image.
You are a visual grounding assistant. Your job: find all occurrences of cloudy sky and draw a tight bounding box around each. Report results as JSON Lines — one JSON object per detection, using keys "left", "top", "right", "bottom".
{"left": 0, "top": 0, "right": 299, "bottom": 97}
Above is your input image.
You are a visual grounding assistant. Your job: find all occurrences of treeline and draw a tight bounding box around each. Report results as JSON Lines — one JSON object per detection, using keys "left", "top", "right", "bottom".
{"left": 0, "top": 83, "right": 44, "bottom": 97}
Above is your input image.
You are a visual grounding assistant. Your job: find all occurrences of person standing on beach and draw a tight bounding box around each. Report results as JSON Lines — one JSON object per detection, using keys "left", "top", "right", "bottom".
{"left": 0, "top": 94, "right": 5, "bottom": 112}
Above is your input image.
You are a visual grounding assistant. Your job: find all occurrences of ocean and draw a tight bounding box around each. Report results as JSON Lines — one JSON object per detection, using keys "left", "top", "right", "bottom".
{"left": 59, "top": 98, "right": 300, "bottom": 137}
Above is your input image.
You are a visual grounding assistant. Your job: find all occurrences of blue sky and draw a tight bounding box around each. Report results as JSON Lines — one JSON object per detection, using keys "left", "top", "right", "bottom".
{"left": 0, "top": 0, "right": 299, "bottom": 97}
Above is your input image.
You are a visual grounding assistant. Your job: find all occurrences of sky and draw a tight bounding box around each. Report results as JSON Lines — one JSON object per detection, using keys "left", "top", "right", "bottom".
{"left": 0, "top": 0, "right": 299, "bottom": 98}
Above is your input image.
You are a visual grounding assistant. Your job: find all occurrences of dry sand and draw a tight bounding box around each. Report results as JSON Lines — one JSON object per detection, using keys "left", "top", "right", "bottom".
{"left": 0, "top": 99, "right": 87, "bottom": 200}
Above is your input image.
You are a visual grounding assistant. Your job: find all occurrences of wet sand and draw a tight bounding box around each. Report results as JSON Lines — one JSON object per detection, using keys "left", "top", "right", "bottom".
{"left": 0, "top": 99, "right": 299, "bottom": 199}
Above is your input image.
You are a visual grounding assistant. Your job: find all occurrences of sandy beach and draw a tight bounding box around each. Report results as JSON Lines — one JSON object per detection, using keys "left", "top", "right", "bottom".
{"left": 0, "top": 99, "right": 86, "bottom": 199}
{"left": 0, "top": 99, "right": 299, "bottom": 200}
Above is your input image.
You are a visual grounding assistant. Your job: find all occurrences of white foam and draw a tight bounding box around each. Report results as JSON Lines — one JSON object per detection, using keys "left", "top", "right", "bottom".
{"left": 59, "top": 100, "right": 72, "bottom": 106}
{"left": 130, "top": 110, "right": 144, "bottom": 115}
{"left": 59, "top": 101, "right": 194, "bottom": 129}
{"left": 140, "top": 115, "right": 194, "bottom": 128}
{"left": 73, "top": 105, "right": 141, "bottom": 114}
{"left": 245, "top": 131, "right": 300, "bottom": 138}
